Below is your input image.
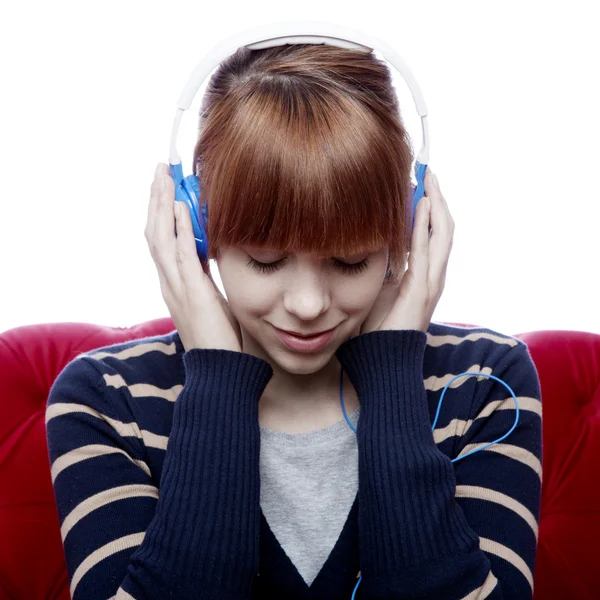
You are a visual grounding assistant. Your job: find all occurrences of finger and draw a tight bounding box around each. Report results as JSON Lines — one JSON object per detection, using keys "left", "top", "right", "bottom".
{"left": 426, "top": 170, "right": 451, "bottom": 239}
{"left": 145, "top": 164, "right": 165, "bottom": 242}
{"left": 426, "top": 170, "right": 454, "bottom": 289}
{"left": 423, "top": 167, "right": 437, "bottom": 201}
{"left": 174, "top": 200, "right": 206, "bottom": 290}
{"left": 409, "top": 191, "right": 431, "bottom": 282}
{"left": 154, "top": 164, "right": 176, "bottom": 251}
{"left": 149, "top": 165, "right": 180, "bottom": 292}
{"left": 170, "top": 198, "right": 213, "bottom": 281}
{"left": 426, "top": 169, "right": 454, "bottom": 228}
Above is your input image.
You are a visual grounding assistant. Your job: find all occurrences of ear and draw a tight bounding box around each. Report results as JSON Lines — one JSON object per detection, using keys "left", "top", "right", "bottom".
{"left": 201, "top": 256, "right": 211, "bottom": 277}
{"left": 384, "top": 250, "right": 392, "bottom": 281}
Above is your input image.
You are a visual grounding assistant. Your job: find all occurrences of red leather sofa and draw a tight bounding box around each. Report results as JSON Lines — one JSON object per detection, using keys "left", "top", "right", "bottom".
{"left": 1, "top": 318, "right": 599, "bottom": 599}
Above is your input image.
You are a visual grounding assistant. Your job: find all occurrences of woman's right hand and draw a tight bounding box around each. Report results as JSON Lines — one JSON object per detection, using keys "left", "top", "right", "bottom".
{"left": 145, "top": 163, "right": 242, "bottom": 353}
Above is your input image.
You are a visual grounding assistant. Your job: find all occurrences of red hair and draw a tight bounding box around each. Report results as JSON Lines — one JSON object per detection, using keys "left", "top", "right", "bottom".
{"left": 192, "top": 43, "right": 414, "bottom": 281}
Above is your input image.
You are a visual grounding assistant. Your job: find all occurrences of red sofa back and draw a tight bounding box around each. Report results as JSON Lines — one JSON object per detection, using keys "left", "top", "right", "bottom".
{"left": 1, "top": 318, "right": 599, "bottom": 599}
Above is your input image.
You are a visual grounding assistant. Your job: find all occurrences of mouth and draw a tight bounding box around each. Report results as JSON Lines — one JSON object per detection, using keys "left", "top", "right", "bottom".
{"left": 272, "top": 325, "right": 337, "bottom": 353}
{"left": 276, "top": 327, "right": 335, "bottom": 338}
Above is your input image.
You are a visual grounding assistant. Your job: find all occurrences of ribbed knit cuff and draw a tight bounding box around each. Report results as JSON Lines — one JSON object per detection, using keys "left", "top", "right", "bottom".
{"left": 335, "top": 330, "right": 479, "bottom": 578}
{"left": 131, "top": 349, "right": 272, "bottom": 597}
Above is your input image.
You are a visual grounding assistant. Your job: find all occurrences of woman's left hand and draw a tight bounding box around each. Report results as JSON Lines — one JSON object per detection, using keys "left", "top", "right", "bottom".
{"left": 360, "top": 168, "right": 455, "bottom": 334}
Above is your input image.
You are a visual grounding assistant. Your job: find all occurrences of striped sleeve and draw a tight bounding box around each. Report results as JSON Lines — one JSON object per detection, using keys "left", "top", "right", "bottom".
{"left": 449, "top": 338, "right": 542, "bottom": 598}
{"left": 46, "top": 349, "right": 272, "bottom": 600}
{"left": 335, "top": 329, "right": 542, "bottom": 599}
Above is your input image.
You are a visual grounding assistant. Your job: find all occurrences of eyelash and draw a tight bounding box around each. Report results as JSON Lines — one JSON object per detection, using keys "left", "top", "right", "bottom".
{"left": 246, "top": 257, "right": 370, "bottom": 276}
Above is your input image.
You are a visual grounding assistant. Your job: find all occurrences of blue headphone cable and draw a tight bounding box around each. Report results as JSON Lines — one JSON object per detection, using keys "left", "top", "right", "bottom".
{"left": 339, "top": 352, "right": 520, "bottom": 599}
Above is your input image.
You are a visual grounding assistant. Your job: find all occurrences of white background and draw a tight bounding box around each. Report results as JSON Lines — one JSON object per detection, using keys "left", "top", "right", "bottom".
{"left": 1, "top": 0, "right": 598, "bottom": 336}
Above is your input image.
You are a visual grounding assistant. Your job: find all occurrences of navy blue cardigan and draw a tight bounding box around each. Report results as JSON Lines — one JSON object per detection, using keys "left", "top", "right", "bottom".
{"left": 46, "top": 324, "right": 542, "bottom": 599}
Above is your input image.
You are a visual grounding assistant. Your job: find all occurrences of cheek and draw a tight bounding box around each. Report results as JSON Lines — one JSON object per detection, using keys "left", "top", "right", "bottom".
{"left": 219, "top": 268, "right": 274, "bottom": 318}
{"left": 336, "top": 274, "right": 383, "bottom": 314}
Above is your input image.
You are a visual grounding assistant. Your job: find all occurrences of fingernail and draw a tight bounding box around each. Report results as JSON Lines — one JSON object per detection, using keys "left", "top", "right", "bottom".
{"left": 155, "top": 163, "right": 164, "bottom": 179}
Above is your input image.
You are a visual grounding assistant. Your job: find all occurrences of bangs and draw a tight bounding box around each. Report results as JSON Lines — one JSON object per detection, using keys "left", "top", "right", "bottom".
{"left": 193, "top": 46, "right": 415, "bottom": 271}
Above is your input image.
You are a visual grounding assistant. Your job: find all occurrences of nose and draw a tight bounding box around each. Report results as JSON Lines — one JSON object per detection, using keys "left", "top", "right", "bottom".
{"left": 282, "top": 271, "right": 331, "bottom": 321}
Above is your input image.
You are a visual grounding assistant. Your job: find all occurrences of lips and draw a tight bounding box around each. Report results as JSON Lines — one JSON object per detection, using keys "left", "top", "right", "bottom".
{"left": 278, "top": 327, "right": 334, "bottom": 338}
{"left": 273, "top": 325, "right": 337, "bottom": 353}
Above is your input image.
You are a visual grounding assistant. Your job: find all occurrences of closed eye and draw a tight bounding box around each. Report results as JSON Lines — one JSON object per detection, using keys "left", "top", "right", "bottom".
{"left": 245, "top": 257, "right": 370, "bottom": 275}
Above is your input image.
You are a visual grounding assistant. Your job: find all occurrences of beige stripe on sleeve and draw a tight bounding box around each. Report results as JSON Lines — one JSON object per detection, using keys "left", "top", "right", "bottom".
{"left": 89, "top": 340, "right": 177, "bottom": 360}
{"left": 456, "top": 443, "right": 542, "bottom": 481}
{"left": 61, "top": 484, "right": 159, "bottom": 542}
{"left": 424, "top": 364, "right": 494, "bottom": 393}
{"left": 480, "top": 536, "right": 534, "bottom": 591}
{"left": 455, "top": 485, "right": 539, "bottom": 539}
{"left": 459, "top": 570, "right": 499, "bottom": 599}
{"left": 51, "top": 444, "right": 151, "bottom": 484}
{"left": 103, "top": 373, "right": 183, "bottom": 402}
{"left": 46, "top": 402, "right": 169, "bottom": 450}
{"left": 427, "top": 331, "right": 520, "bottom": 348}
{"left": 432, "top": 396, "right": 542, "bottom": 445}
{"left": 71, "top": 532, "right": 145, "bottom": 598}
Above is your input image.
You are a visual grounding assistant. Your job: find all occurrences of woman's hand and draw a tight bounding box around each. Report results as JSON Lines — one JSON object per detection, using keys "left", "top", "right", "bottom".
{"left": 360, "top": 168, "right": 455, "bottom": 334}
{"left": 145, "top": 163, "right": 242, "bottom": 353}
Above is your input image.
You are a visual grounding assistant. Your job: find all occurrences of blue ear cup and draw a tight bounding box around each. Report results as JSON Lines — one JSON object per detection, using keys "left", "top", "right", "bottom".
{"left": 411, "top": 161, "right": 428, "bottom": 230}
{"left": 170, "top": 162, "right": 209, "bottom": 262}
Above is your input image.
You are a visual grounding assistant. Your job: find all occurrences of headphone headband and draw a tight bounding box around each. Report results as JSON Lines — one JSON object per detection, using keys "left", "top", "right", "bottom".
{"left": 169, "top": 19, "right": 430, "bottom": 167}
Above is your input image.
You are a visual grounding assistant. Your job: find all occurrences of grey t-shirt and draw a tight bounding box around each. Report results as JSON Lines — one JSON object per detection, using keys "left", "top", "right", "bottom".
{"left": 259, "top": 406, "right": 360, "bottom": 586}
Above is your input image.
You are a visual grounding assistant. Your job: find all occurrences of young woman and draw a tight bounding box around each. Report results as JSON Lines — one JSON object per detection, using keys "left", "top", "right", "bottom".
{"left": 46, "top": 44, "right": 542, "bottom": 600}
